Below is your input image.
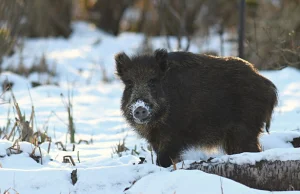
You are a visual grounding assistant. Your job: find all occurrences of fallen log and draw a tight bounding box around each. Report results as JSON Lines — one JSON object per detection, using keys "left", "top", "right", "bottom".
{"left": 187, "top": 159, "right": 300, "bottom": 191}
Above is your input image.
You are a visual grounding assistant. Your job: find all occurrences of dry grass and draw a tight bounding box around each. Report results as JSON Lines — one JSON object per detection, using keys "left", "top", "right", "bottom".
{"left": 4, "top": 53, "right": 57, "bottom": 86}
{"left": 170, "top": 158, "right": 177, "bottom": 171}
{"left": 0, "top": 28, "right": 16, "bottom": 64}
{"left": 6, "top": 139, "right": 21, "bottom": 155}
{"left": 6, "top": 138, "right": 43, "bottom": 165}
{"left": 10, "top": 89, "right": 34, "bottom": 142}
{"left": 131, "top": 145, "right": 140, "bottom": 156}
{"left": 0, "top": 0, "right": 72, "bottom": 38}
{"left": 0, "top": 87, "right": 38, "bottom": 144}
{"left": 1, "top": 187, "right": 19, "bottom": 194}
{"left": 111, "top": 135, "right": 152, "bottom": 158}
{"left": 60, "top": 88, "right": 75, "bottom": 143}
{"left": 63, "top": 155, "right": 76, "bottom": 166}
{"left": 245, "top": 1, "right": 300, "bottom": 70}
{"left": 112, "top": 138, "right": 129, "bottom": 157}
{"left": 30, "top": 145, "right": 43, "bottom": 164}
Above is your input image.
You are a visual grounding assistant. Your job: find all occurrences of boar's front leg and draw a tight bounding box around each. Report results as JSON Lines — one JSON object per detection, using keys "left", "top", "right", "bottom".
{"left": 148, "top": 142, "right": 171, "bottom": 167}
{"left": 155, "top": 142, "right": 182, "bottom": 168}
{"left": 156, "top": 152, "right": 173, "bottom": 167}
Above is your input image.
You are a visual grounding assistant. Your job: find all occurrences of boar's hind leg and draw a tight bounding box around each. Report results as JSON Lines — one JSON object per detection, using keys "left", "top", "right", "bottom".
{"left": 223, "top": 124, "right": 261, "bottom": 155}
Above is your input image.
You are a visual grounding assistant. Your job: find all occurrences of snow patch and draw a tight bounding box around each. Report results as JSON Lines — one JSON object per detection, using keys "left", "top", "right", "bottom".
{"left": 210, "top": 148, "right": 300, "bottom": 165}
{"left": 125, "top": 170, "right": 259, "bottom": 194}
{"left": 130, "top": 100, "right": 150, "bottom": 114}
{"left": 0, "top": 140, "right": 13, "bottom": 156}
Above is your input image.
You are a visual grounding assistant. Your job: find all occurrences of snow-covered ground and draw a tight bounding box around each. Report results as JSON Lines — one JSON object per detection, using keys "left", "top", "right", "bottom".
{"left": 0, "top": 21, "right": 300, "bottom": 194}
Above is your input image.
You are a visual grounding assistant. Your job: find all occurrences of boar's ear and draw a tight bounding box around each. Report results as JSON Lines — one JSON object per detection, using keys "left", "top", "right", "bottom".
{"left": 154, "top": 49, "right": 168, "bottom": 72}
{"left": 115, "top": 52, "right": 131, "bottom": 77}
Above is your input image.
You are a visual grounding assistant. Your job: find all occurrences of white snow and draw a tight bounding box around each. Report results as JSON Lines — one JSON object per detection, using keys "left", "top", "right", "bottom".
{"left": 126, "top": 170, "right": 259, "bottom": 194}
{"left": 130, "top": 100, "right": 150, "bottom": 115}
{"left": 260, "top": 131, "right": 300, "bottom": 150}
{"left": 0, "top": 71, "right": 32, "bottom": 91}
{"left": 0, "top": 163, "right": 164, "bottom": 194}
{"left": 210, "top": 148, "right": 300, "bottom": 165}
{"left": 0, "top": 140, "right": 13, "bottom": 157}
{"left": 130, "top": 100, "right": 151, "bottom": 124}
{"left": 0, "top": 21, "right": 300, "bottom": 193}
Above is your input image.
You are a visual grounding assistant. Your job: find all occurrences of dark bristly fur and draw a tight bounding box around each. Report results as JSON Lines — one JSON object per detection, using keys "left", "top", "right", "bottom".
{"left": 115, "top": 49, "right": 278, "bottom": 167}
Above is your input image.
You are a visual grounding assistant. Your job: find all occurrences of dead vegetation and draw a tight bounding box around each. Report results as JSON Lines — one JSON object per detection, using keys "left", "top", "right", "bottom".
{"left": 0, "top": 0, "right": 20, "bottom": 65}
{"left": 245, "top": 1, "right": 300, "bottom": 69}
{"left": 2, "top": 102, "right": 46, "bottom": 163}
{"left": 112, "top": 137, "right": 129, "bottom": 157}
{"left": 0, "top": 0, "right": 72, "bottom": 67}
{"left": 10, "top": 89, "right": 34, "bottom": 142}
{"left": 1, "top": 188, "right": 19, "bottom": 194}
{"left": 0, "top": 28, "right": 16, "bottom": 65}
{"left": 29, "top": 144, "right": 43, "bottom": 164}
{"left": 111, "top": 136, "right": 154, "bottom": 165}
{"left": 4, "top": 52, "right": 57, "bottom": 88}
{"left": 5, "top": 138, "right": 44, "bottom": 164}
{"left": 0, "top": 88, "right": 47, "bottom": 164}
{"left": 0, "top": 88, "right": 36, "bottom": 142}
{"left": 155, "top": 0, "right": 203, "bottom": 51}
{"left": 63, "top": 155, "right": 76, "bottom": 166}
{"left": 0, "top": 0, "right": 72, "bottom": 38}
{"left": 60, "top": 89, "right": 76, "bottom": 144}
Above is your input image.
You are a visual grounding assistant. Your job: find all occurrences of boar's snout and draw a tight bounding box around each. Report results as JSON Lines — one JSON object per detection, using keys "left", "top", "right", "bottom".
{"left": 133, "top": 106, "right": 149, "bottom": 121}
{"left": 130, "top": 100, "right": 151, "bottom": 124}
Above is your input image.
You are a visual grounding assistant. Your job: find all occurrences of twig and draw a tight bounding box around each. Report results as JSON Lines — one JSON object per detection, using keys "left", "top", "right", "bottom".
{"left": 55, "top": 141, "right": 66, "bottom": 151}
{"left": 7, "top": 122, "right": 17, "bottom": 140}
{"left": 47, "top": 137, "right": 52, "bottom": 154}
{"left": 27, "top": 87, "right": 37, "bottom": 133}
{"left": 39, "top": 146, "right": 43, "bottom": 165}
{"left": 63, "top": 155, "right": 76, "bottom": 166}
{"left": 3, "top": 187, "right": 19, "bottom": 194}
{"left": 77, "top": 151, "right": 80, "bottom": 163}
{"left": 220, "top": 177, "right": 224, "bottom": 194}
{"left": 170, "top": 157, "right": 177, "bottom": 170}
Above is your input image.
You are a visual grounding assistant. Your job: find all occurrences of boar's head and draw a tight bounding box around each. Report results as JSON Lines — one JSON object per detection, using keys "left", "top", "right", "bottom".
{"left": 115, "top": 49, "right": 169, "bottom": 128}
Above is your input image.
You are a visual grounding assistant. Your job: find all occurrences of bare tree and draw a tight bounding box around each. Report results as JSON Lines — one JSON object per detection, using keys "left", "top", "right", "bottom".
{"left": 0, "top": 0, "right": 72, "bottom": 38}
{"left": 245, "top": 0, "right": 300, "bottom": 69}
{"left": 0, "top": 0, "right": 22, "bottom": 64}
{"left": 89, "top": 0, "right": 134, "bottom": 36}
{"left": 155, "top": 0, "right": 204, "bottom": 51}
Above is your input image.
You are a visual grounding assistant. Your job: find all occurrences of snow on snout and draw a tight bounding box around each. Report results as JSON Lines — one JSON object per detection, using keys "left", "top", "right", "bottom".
{"left": 130, "top": 100, "right": 150, "bottom": 116}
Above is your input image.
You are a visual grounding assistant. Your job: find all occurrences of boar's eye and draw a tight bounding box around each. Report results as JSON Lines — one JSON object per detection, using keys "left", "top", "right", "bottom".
{"left": 124, "top": 80, "right": 133, "bottom": 88}
{"left": 148, "top": 78, "right": 158, "bottom": 88}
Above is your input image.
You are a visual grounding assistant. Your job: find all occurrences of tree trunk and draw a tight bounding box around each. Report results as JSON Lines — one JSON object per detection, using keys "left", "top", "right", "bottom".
{"left": 0, "top": 0, "right": 72, "bottom": 38}
{"left": 93, "top": 0, "right": 132, "bottom": 36}
{"left": 25, "top": 0, "right": 72, "bottom": 38}
{"left": 188, "top": 160, "right": 300, "bottom": 191}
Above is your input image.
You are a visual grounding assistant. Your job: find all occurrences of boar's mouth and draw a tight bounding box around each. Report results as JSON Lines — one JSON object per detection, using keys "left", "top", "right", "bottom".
{"left": 133, "top": 118, "right": 151, "bottom": 125}
{"left": 130, "top": 100, "right": 152, "bottom": 125}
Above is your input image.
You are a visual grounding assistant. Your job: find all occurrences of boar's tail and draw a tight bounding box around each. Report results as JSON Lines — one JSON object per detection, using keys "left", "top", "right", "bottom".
{"left": 265, "top": 116, "right": 271, "bottom": 134}
{"left": 265, "top": 82, "right": 278, "bottom": 134}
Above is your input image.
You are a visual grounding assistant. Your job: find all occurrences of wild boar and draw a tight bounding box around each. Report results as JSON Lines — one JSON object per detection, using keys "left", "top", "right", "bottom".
{"left": 115, "top": 49, "right": 278, "bottom": 167}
